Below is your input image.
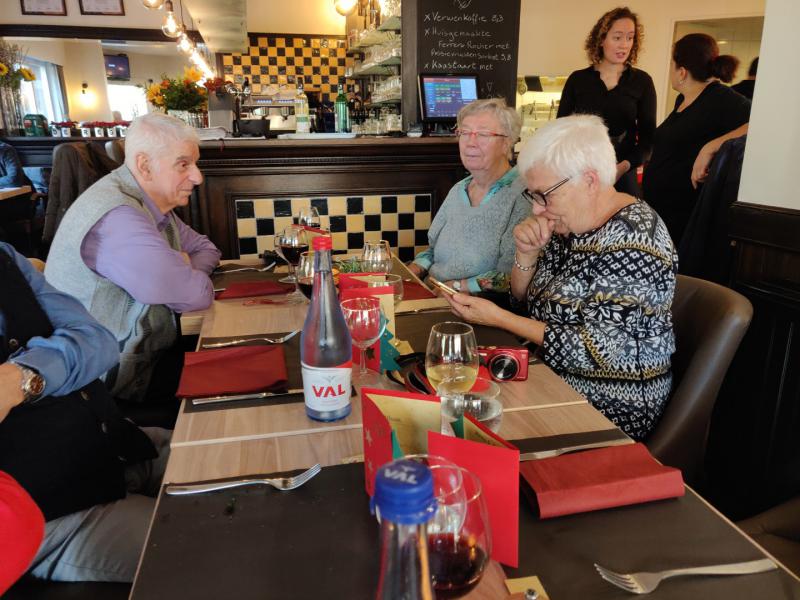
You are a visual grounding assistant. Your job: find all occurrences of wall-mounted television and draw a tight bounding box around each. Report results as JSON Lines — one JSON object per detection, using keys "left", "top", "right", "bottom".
{"left": 105, "top": 54, "right": 130, "bottom": 81}
{"left": 418, "top": 74, "right": 479, "bottom": 122}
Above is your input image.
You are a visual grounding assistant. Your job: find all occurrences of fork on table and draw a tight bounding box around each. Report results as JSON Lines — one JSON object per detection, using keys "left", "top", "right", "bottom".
{"left": 594, "top": 558, "right": 776, "bottom": 594}
{"left": 164, "top": 463, "right": 322, "bottom": 496}
{"left": 200, "top": 330, "right": 299, "bottom": 349}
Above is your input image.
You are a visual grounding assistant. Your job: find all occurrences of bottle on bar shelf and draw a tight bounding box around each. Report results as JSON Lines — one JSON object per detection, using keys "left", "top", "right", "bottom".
{"left": 300, "top": 235, "right": 352, "bottom": 421}
{"left": 294, "top": 80, "right": 310, "bottom": 135}
{"left": 334, "top": 84, "right": 351, "bottom": 133}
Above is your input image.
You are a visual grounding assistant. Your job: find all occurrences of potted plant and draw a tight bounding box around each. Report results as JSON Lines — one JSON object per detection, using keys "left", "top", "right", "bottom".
{"left": 0, "top": 40, "right": 36, "bottom": 135}
{"left": 144, "top": 66, "right": 208, "bottom": 127}
{"left": 52, "top": 121, "right": 77, "bottom": 137}
{"left": 92, "top": 121, "right": 105, "bottom": 137}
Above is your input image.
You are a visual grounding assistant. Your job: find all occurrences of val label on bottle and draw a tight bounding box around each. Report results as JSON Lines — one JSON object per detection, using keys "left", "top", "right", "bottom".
{"left": 301, "top": 362, "right": 352, "bottom": 411}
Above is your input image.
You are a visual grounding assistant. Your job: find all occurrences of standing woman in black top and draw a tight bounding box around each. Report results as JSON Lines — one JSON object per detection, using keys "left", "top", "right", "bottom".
{"left": 643, "top": 33, "right": 750, "bottom": 244}
{"left": 557, "top": 7, "right": 656, "bottom": 197}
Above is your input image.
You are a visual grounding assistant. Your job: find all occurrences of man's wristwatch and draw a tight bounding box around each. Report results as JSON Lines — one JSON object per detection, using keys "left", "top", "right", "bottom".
{"left": 14, "top": 364, "right": 45, "bottom": 404}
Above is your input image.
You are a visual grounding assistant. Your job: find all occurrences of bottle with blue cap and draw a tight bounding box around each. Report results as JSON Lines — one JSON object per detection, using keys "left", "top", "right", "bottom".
{"left": 371, "top": 458, "right": 437, "bottom": 600}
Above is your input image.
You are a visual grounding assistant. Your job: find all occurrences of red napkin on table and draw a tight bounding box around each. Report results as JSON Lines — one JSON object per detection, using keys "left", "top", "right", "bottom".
{"left": 176, "top": 346, "right": 289, "bottom": 398}
{"left": 520, "top": 442, "right": 684, "bottom": 519}
{"left": 215, "top": 281, "right": 294, "bottom": 299}
{"left": 402, "top": 280, "right": 436, "bottom": 300}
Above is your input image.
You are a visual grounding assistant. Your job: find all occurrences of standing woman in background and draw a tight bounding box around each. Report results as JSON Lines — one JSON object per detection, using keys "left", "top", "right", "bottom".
{"left": 643, "top": 33, "right": 750, "bottom": 245}
{"left": 557, "top": 6, "right": 656, "bottom": 196}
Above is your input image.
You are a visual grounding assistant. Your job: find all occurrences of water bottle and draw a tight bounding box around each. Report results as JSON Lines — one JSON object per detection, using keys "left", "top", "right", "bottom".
{"left": 334, "top": 84, "right": 351, "bottom": 133}
{"left": 372, "top": 459, "right": 437, "bottom": 600}
{"left": 300, "top": 235, "right": 352, "bottom": 421}
{"left": 294, "top": 81, "right": 310, "bottom": 134}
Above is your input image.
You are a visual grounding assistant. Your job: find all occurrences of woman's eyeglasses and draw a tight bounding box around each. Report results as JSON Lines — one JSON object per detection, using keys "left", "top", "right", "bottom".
{"left": 455, "top": 129, "right": 508, "bottom": 142}
{"left": 522, "top": 177, "right": 570, "bottom": 207}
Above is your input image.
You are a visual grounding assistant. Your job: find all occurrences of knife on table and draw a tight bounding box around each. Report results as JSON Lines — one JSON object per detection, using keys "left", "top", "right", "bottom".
{"left": 190, "top": 388, "right": 304, "bottom": 406}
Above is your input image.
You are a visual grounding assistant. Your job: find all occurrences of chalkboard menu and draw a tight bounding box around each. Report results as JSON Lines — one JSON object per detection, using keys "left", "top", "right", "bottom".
{"left": 416, "top": 0, "right": 521, "bottom": 107}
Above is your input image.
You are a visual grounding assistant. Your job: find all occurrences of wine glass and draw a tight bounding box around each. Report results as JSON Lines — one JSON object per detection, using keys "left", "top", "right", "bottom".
{"left": 340, "top": 297, "right": 386, "bottom": 386}
{"left": 427, "top": 467, "right": 491, "bottom": 598}
{"left": 275, "top": 225, "right": 309, "bottom": 285}
{"left": 297, "top": 206, "right": 321, "bottom": 229}
{"left": 361, "top": 239, "right": 393, "bottom": 273}
{"left": 296, "top": 251, "right": 315, "bottom": 300}
{"left": 440, "top": 377, "right": 503, "bottom": 433}
{"left": 364, "top": 273, "right": 403, "bottom": 307}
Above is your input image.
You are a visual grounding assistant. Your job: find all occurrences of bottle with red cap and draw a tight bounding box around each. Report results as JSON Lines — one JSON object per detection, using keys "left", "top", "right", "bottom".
{"left": 300, "top": 235, "right": 353, "bottom": 421}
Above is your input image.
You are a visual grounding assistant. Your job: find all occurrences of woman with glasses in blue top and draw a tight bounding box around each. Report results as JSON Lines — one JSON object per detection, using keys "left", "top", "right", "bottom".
{"left": 446, "top": 115, "right": 678, "bottom": 441}
{"left": 408, "top": 98, "right": 529, "bottom": 294}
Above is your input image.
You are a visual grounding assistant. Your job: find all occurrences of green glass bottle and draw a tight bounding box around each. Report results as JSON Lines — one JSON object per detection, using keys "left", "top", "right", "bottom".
{"left": 334, "top": 84, "right": 350, "bottom": 133}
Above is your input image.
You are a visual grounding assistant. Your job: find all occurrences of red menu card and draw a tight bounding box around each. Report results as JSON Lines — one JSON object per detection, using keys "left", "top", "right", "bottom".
{"left": 361, "top": 388, "right": 519, "bottom": 567}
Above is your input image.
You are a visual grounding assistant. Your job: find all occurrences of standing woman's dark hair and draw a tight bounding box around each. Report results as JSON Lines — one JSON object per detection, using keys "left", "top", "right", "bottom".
{"left": 558, "top": 6, "right": 656, "bottom": 197}
{"left": 672, "top": 33, "right": 739, "bottom": 83}
{"left": 584, "top": 6, "right": 644, "bottom": 65}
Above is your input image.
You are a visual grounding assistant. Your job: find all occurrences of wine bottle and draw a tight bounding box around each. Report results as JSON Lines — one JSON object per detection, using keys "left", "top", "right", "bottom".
{"left": 300, "top": 236, "right": 352, "bottom": 421}
{"left": 334, "top": 84, "right": 351, "bottom": 133}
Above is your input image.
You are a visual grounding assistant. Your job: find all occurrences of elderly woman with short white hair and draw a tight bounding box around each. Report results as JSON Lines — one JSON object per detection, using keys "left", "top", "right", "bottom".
{"left": 446, "top": 115, "right": 677, "bottom": 440}
{"left": 408, "top": 98, "right": 529, "bottom": 294}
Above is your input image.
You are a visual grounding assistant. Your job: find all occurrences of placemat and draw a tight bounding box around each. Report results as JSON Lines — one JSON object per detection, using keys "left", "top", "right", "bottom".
{"left": 395, "top": 312, "right": 523, "bottom": 354}
{"left": 184, "top": 332, "right": 304, "bottom": 414}
{"left": 211, "top": 266, "right": 284, "bottom": 288}
{"left": 131, "top": 463, "right": 380, "bottom": 600}
{"left": 505, "top": 486, "right": 800, "bottom": 599}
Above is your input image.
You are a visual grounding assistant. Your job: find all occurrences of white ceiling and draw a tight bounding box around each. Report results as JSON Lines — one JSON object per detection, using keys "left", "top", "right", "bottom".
{"left": 183, "top": 0, "right": 248, "bottom": 54}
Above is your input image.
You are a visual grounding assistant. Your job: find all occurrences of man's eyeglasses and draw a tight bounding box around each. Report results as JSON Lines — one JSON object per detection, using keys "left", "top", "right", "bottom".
{"left": 522, "top": 177, "right": 571, "bottom": 207}
{"left": 455, "top": 129, "right": 508, "bottom": 141}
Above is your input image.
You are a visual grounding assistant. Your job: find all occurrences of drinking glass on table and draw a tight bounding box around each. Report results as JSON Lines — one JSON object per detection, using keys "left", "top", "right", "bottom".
{"left": 340, "top": 297, "right": 386, "bottom": 386}
{"left": 297, "top": 206, "right": 321, "bottom": 229}
{"left": 361, "top": 239, "right": 393, "bottom": 273}
{"left": 296, "top": 251, "right": 315, "bottom": 300}
{"left": 275, "top": 226, "right": 309, "bottom": 284}
{"left": 427, "top": 466, "right": 491, "bottom": 598}
{"left": 364, "top": 273, "right": 403, "bottom": 306}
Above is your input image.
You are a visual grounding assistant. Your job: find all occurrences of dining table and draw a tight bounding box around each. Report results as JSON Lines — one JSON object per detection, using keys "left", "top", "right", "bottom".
{"left": 0, "top": 185, "right": 32, "bottom": 202}
{"left": 131, "top": 257, "right": 800, "bottom": 599}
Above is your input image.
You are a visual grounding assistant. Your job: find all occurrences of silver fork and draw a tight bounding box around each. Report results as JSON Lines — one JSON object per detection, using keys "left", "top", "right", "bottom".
{"left": 201, "top": 330, "right": 299, "bottom": 349}
{"left": 164, "top": 463, "right": 321, "bottom": 496}
{"left": 213, "top": 262, "right": 276, "bottom": 274}
{"left": 594, "top": 558, "right": 776, "bottom": 594}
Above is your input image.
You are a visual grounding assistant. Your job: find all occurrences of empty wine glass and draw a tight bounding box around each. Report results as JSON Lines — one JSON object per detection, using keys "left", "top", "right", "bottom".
{"left": 364, "top": 273, "right": 404, "bottom": 306}
{"left": 275, "top": 226, "right": 309, "bottom": 288}
{"left": 341, "top": 297, "right": 386, "bottom": 386}
{"left": 297, "top": 206, "right": 321, "bottom": 229}
{"left": 427, "top": 467, "right": 491, "bottom": 598}
{"left": 361, "top": 240, "right": 393, "bottom": 273}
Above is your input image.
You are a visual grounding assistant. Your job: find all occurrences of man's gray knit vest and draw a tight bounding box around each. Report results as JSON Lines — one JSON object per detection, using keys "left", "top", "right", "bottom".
{"left": 45, "top": 165, "right": 181, "bottom": 402}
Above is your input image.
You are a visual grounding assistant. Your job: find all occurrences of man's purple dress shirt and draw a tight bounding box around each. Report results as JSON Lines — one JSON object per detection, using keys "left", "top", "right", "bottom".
{"left": 80, "top": 189, "right": 221, "bottom": 313}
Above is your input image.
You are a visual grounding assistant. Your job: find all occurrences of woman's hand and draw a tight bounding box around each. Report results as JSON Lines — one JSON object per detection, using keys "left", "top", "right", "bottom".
{"left": 407, "top": 262, "right": 426, "bottom": 278}
{"left": 443, "top": 292, "right": 503, "bottom": 328}
{"left": 513, "top": 216, "right": 555, "bottom": 260}
{"left": 691, "top": 141, "right": 717, "bottom": 188}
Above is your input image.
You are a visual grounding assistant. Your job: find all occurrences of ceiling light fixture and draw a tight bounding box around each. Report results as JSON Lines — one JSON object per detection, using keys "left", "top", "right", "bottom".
{"left": 176, "top": 32, "right": 194, "bottom": 55}
{"left": 141, "top": 0, "right": 165, "bottom": 8}
{"left": 334, "top": 0, "right": 358, "bottom": 17}
{"left": 161, "top": 0, "right": 184, "bottom": 38}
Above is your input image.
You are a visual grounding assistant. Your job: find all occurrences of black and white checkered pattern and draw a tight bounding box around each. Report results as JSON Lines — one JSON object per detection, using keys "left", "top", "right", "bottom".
{"left": 235, "top": 193, "right": 432, "bottom": 260}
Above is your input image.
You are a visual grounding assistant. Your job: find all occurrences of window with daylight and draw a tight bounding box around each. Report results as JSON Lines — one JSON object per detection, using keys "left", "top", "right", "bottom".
{"left": 19, "top": 57, "right": 67, "bottom": 123}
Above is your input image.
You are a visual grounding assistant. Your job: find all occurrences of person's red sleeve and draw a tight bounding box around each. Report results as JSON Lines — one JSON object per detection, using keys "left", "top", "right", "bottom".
{"left": 0, "top": 471, "right": 45, "bottom": 594}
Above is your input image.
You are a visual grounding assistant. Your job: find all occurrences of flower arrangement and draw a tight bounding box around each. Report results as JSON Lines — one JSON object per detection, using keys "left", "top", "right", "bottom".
{"left": 0, "top": 41, "right": 36, "bottom": 89}
{"left": 144, "top": 66, "right": 208, "bottom": 112}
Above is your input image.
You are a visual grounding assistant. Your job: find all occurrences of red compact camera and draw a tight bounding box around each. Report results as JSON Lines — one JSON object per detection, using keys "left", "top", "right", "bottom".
{"left": 477, "top": 346, "right": 529, "bottom": 382}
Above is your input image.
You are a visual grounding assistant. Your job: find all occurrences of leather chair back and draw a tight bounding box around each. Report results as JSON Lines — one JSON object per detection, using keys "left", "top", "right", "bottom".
{"left": 646, "top": 274, "right": 753, "bottom": 486}
{"left": 105, "top": 139, "right": 125, "bottom": 164}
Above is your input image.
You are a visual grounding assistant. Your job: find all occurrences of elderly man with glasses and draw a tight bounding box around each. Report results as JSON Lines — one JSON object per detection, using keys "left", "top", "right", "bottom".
{"left": 446, "top": 115, "right": 678, "bottom": 441}
{"left": 408, "top": 98, "right": 529, "bottom": 294}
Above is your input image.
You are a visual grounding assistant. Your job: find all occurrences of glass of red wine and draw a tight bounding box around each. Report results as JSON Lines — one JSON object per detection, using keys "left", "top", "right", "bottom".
{"left": 296, "top": 251, "right": 314, "bottom": 301}
{"left": 427, "top": 466, "right": 491, "bottom": 598}
{"left": 297, "top": 206, "right": 321, "bottom": 229}
{"left": 275, "top": 226, "right": 309, "bottom": 285}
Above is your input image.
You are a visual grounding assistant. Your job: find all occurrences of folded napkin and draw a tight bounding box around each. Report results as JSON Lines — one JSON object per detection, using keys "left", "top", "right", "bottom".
{"left": 402, "top": 280, "right": 436, "bottom": 300}
{"left": 216, "top": 281, "right": 294, "bottom": 299}
{"left": 520, "top": 442, "right": 684, "bottom": 518}
{"left": 176, "top": 346, "right": 289, "bottom": 398}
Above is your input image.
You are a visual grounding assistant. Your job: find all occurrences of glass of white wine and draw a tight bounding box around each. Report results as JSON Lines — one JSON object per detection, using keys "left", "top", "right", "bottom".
{"left": 425, "top": 322, "right": 479, "bottom": 434}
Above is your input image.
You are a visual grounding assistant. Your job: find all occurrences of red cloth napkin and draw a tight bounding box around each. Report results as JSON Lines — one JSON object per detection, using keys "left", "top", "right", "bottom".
{"left": 216, "top": 281, "right": 294, "bottom": 299}
{"left": 176, "top": 346, "right": 289, "bottom": 398}
{"left": 520, "top": 442, "right": 684, "bottom": 518}
{"left": 402, "top": 280, "right": 436, "bottom": 300}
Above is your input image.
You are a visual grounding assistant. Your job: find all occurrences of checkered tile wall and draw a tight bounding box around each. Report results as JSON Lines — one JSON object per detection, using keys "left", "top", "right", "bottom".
{"left": 221, "top": 34, "right": 354, "bottom": 102}
{"left": 235, "top": 194, "right": 433, "bottom": 261}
